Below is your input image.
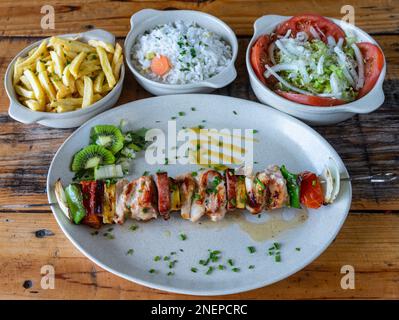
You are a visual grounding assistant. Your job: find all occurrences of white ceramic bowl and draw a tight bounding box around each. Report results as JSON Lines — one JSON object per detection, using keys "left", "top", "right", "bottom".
{"left": 5, "top": 29, "right": 125, "bottom": 128}
{"left": 124, "top": 9, "right": 238, "bottom": 95}
{"left": 246, "top": 15, "right": 386, "bottom": 125}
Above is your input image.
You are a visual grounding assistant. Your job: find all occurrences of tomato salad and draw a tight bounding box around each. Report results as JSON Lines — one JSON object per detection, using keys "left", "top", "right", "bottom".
{"left": 250, "top": 14, "right": 384, "bottom": 106}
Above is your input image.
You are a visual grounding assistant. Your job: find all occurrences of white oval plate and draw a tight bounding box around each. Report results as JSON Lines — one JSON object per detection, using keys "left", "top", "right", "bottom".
{"left": 47, "top": 94, "right": 351, "bottom": 296}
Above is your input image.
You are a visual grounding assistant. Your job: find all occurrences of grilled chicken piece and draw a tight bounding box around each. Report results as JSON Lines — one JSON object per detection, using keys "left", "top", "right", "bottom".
{"left": 155, "top": 172, "right": 171, "bottom": 220}
{"left": 225, "top": 168, "right": 237, "bottom": 210}
{"left": 198, "top": 170, "right": 227, "bottom": 222}
{"left": 115, "top": 179, "right": 128, "bottom": 224}
{"left": 124, "top": 176, "right": 158, "bottom": 221}
{"left": 245, "top": 172, "right": 268, "bottom": 214}
{"left": 176, "top": 173, "right": 198, "bottom": 221}
{"left": 264, "top": 165, "right": 289, "bottom": 210}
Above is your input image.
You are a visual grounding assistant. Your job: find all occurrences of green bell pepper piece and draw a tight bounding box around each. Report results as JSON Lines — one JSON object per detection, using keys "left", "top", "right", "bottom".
{"left": 280, "top": 165, "right": 301, "bottom": 209}
{"left": 64, "top": 184, "right": 86, "bottom": 224}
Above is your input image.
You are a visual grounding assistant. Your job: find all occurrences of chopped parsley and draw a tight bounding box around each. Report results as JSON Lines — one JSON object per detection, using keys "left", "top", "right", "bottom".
{"left": 179, "top": 233, "right": 187, "bottom": 241}
{"left": 126, "top": 249, "right": 134, "bottom": 255}
{"left": 247, "top": 246, "right": 256, "bottom": 254}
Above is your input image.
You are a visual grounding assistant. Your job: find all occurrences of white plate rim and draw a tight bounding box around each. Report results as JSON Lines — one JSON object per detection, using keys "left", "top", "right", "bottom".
{"left": 46, "top": 94, "right": 352, "bottom": 296}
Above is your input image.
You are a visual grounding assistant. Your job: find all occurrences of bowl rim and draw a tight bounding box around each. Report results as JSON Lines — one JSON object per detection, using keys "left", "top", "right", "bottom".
{"left": 5, "top": 29, "right": 125, "bottom": 120}
{"left": 124, "top": 9, "right": 238, "bottom": 89}
{"left": 245, "top": 14, "right": 387, "bottom": 113}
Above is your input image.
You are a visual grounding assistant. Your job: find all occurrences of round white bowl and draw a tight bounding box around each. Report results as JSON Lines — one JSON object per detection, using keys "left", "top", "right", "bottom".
{"left": 246, "top": 15, "right": 386, "bottom": 125}
{"left": 5, "top": 29, "right": 125, "bottom": 129}
{"left": 124, "top": 9, "right": 238, "bottom": 95}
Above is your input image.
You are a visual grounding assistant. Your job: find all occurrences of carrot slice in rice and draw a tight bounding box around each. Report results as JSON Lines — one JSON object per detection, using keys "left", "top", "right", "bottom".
{"left": 151, "top": 55, "right": 171, "bottom": 76}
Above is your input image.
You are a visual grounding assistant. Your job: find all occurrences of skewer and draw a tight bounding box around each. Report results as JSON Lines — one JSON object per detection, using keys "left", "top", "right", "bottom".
{"left": 0, "top": 172, "right": 396, "bottom": 209}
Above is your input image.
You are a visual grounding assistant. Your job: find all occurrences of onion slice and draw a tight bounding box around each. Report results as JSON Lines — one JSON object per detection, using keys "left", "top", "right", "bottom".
{"left": 351, "top": 43, "right": 365, "bottom": 89}
{"left": 54, "top": 179, "right": 71, "bottom": 220}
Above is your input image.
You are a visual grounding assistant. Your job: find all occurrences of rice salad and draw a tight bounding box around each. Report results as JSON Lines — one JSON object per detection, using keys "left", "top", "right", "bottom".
{"left": 131, "top": 20, "right": 232, "bottom": 84}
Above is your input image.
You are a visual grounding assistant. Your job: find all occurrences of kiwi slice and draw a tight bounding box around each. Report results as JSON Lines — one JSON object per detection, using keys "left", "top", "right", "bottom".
{"left": 71, "top": 145, "right": 115, "bottom": 172}
{"left": 91, "top": 125, "right": 124, "bottom": 154}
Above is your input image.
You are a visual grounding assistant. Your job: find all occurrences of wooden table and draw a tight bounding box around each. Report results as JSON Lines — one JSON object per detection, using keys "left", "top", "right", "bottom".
{"left": 1, "top": 1, "right": 398, "bottom": 299}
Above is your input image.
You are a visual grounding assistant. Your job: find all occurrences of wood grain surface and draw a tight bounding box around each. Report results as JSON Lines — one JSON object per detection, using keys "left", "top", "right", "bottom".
{"left": 0, "top": 0, "right": 398, "bottom": 299}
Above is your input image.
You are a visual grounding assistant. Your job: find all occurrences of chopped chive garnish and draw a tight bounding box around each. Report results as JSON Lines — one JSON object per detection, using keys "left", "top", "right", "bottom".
{"left": 129, "top": 224, "right": 139, "bottom": 231}
{"left": 154, "top": 256, "right": 161, "bottom": 261}
{"left": 248, "top": 265, "right": 255, "bottom": 269}
{"left": 247, "top": 246, "right": 256, "bottom": 254}
{"left": 167, "top": 271, "right": 175, "bottom": 276}
{"left": 107, "top": 227, "right": 114, "bottom": 232}
{"left": 170, "top": 251, "right": 177, "bottom": 255}
{"left": 191, "top": 267, "right": 198, "bottom": 273}
{"left": 273, "top": 242, "right": 281, "bottom": 250}
{"left": 296, "top": 247, "right": 301, "bottom": 251}
{"left": 142, "top": 171, "right": 149, "bottom": 176}
{"left": 275, "top": 254, "right": 281, "bottom": 262}
{"left": 163, "top": 256, "right": 170, "bottom": 261}
{"left": 126, "top": 249, "right": 134, "bottom": 255}
{"left": 191, "top": 171, "right": 198, "bottom": 177}
{"left": 171, "top": 116, "right": 177, "bottom": 120}
{"left": 218, "top": 265, "right": 225, "bottom": 270}
{"left": 91, "top": 231, "right": 99, "bottom": 236}
{"left": 198, "top": 124, "right": 205, "bottom": 129}
{"left": 178, "top": 111, "right": 185, "bottom": 116}
{"left": 149, "top": 269, "right": 157, "bottom": 274}
{"left": 206, "top": 266, "right": 214, "bottom": 275}
{"left": 179, "top": 233, "right": 187, "bottom": 241}
{"left": 191, "top": 107, "right": 196, "bottom": 111}
{"left": 168, "top": 260, "right": 177, "bottom": 269}
{"left": 232, "top": 268, "right": 240, "bottom": 272}
{"left": 233, "top": 110, "right": 237, "bottom": 115}
{"left": 253, "top": 129, "right": 259, "bottom": 134}
{"left": 227, "top": 259, "right": 234, "bottom": 266}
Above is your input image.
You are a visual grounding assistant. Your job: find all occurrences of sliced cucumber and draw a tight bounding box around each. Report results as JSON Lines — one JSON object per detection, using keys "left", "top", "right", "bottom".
{"left": 94, "top": 164, "right": 124, "bottom": 180}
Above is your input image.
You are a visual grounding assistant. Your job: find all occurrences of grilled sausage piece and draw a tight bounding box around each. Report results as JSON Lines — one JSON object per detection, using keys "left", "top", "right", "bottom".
{"left": 155, "top": 172, "right": 171, "bottom": 220}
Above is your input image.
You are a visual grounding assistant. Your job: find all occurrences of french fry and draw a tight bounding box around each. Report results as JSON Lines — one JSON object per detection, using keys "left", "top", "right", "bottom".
{"left": 88, "top": 39, "right": 115, "bottom": 53}
{"left": 82, "top": 76, "right": 94, "bottom": 108}
{"left": 50, "top": 78, "right": 70, "bottom": 100}
{"left": 36, "top": 60, "right": 46, "bottom": 73}
{"left": 23, "top": 69, "right": 46, "bottom": 107}
{"left": 56, "top": 104, "right": 78, "bottom": 113}
{"left": 69, "top": 52, "right": 87, "bottom": 78}
{"left": 94, "top": 71, "right": 105, "bottom": 93}
{"left": 50, "top": 51, "right": 65, "bottom": 78}
{"left": 62, "top": 65, "right": 76, "bottom": 93}
{"left": 19, "top": 75, "right": 33, "bottom": 90}
{"left": 25, "top": 99, "right": 45, "bottom": 112}
{"left": 112, "top": 55, "right": 123, "bottom": 80}
{"left": 50, "top": 37, "right": 95, "bottom": 53}
{"left": 17, "top": 40, "right": 48, "bottom": 69}
{"left": 13, "top": 57, "right": 24, "bottom": 85}
{"left": 78, "top": 64, "right": 101, "bottom": 78}
{"left": 97, "top": 46, "right": 116, "bottom": 88}
{"left": 15, "top": 85, "right": 35, "bottom": 99}
{"left": 112, "top": 43, "right": 122, "bottom": 69}
{"left": 50, "top": 98, "right": 83, "bottom": 108}
{"left": 38, "top": 71, "right": 57, "bottom": 102}
{"left": 75, "top": 78, "right": 84, "bottom": 96}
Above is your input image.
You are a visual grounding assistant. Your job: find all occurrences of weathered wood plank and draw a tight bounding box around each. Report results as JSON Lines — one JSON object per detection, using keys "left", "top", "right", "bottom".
{"left": 1, "top": 212, "right": 398, "bottom": 299}
{"left": 0, "top": 36, "right": 398, "bottom": 210}
{"left": 0, "top": 0, "right": 398, "bottom": 37}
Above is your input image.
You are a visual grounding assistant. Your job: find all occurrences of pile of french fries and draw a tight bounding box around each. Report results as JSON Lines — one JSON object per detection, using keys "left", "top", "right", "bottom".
{"left": 13, "top": 37, "right": 123, "bottom": 113}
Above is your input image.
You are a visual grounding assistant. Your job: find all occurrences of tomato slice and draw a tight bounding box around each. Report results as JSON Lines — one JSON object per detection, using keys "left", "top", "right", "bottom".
{"left": 276, "top": 90, "right": 346, "bottom": 106}
{"left": 356, "top": 42, "right": 384, "bottom": 98}
{"left": 276, "top": 14, "right": 346, "bottom": 42}
{"left": 250, "top": 35, "right": 272, "bottom": 84}
{"left": 300, "top": 172, "right": 324, "bottom": 209}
